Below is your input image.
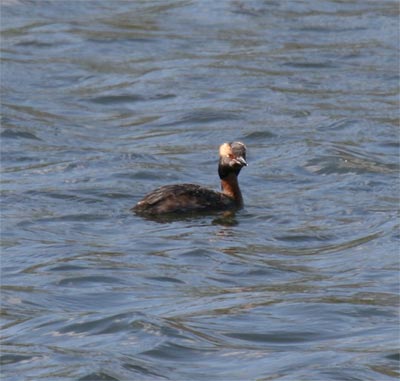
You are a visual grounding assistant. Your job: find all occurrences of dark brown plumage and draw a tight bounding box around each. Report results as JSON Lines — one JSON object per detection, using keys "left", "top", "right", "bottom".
{"left": 132, "top": 142, "right": 247, "bottom": 215}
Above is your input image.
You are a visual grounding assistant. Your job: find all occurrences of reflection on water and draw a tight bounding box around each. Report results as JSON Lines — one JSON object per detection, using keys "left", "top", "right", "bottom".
{"left": 1, "top": 1, "right": 399, "bottom": 380}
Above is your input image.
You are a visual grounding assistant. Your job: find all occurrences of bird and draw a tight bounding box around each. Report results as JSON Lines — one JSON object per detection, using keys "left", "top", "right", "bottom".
{"left": 132, "top": 141, "right": 247, "bottom": 215}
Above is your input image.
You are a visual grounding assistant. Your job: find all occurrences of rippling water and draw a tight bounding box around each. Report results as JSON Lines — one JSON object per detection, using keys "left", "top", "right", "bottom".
{"left": 1, "top": 1, "right": 399, "bottom": 380}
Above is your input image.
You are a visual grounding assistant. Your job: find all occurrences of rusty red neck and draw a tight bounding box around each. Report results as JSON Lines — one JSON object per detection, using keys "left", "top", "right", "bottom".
{"left": 221, "top": 173, "right": 243, "bottom": 207}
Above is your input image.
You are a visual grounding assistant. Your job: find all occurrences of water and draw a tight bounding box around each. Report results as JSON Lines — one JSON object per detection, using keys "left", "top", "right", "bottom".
{"left": 1, "top": 1, "right": 399, "bottom": 380}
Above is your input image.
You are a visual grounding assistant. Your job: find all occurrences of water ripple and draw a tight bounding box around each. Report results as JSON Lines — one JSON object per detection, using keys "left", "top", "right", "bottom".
{"left": 1, "top": 1, "right": 398, "bottom": 380}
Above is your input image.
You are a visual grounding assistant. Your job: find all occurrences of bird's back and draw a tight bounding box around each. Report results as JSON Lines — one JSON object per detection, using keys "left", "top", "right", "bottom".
{"left": 133, "top": 183, "right": 235, "bottom": 215}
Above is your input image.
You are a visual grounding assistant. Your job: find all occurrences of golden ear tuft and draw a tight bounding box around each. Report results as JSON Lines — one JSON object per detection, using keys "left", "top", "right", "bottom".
{"left": 219, "top": 142, "right": 232, "bottom": 157}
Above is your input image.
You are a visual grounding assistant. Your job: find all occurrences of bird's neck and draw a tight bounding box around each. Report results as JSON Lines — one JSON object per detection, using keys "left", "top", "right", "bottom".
{"left": 220, "top": 173, "right": 243, "bottom": 207}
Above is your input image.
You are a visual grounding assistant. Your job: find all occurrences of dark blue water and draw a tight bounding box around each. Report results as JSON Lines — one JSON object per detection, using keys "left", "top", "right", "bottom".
{"left": 1, "top": 1, "right": 399, "bottom": 380}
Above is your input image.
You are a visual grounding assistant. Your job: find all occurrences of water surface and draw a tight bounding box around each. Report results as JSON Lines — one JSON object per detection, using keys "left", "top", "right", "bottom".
{"left": 1, "top": 1, "right": 399, "bottom": 380}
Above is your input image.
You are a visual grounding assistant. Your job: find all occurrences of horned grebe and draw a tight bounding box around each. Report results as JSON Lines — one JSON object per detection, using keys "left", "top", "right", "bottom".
{"left": 132, "top": 142, "right": 247, "bottom": 215}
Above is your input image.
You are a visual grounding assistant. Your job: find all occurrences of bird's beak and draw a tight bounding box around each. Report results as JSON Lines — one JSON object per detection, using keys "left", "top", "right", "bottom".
{"left": 234, "top": 156, "right": 247, "bottom": 166}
